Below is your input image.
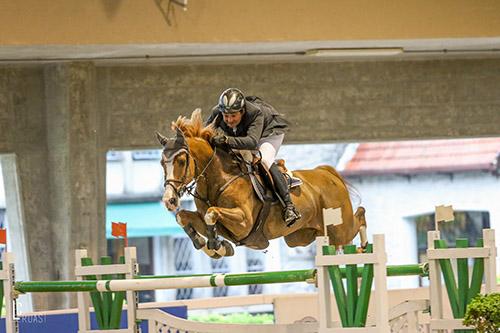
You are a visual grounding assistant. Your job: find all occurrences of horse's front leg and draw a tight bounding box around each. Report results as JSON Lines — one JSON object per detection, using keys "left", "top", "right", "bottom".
{"left": 177, "top": 210, "right": 233, "bottom": 258}
{"left": 204, "top": 206, "right": 248, "bottom": 257}
{"left": 176, "top": 210, "right": 207, "bottom": 250}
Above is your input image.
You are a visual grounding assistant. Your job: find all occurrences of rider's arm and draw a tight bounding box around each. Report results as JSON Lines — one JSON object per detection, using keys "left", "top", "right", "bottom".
{"left": 226, "top": 110, "right": 264, "bottom": 150}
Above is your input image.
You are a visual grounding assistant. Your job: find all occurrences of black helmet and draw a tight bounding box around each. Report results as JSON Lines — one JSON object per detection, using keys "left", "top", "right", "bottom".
{"left": 218, "top": 88, "right": 245, "bottom": 114}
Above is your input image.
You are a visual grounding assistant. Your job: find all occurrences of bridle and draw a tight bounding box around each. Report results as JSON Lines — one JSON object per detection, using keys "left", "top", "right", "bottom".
{"left": 162, "top": 145, "right": 218, "bottom": 202}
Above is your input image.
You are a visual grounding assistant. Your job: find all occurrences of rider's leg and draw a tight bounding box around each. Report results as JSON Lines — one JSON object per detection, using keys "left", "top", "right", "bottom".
{"left": 269, "top": 162, "right": 301, "bottom": 226}
{"left": 259, "top": 135, "right": 301, "bottom": 226}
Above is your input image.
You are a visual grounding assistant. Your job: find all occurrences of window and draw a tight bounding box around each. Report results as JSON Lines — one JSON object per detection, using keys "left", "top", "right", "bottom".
{"left": 132, "top": 150, "right": 162, "bottom": 161}
{"left": 247, "top": 249, "right": 265, "bottom": 294}
{"left": 173, "top": 237, "right": 194, "bottom": 300}
{"left": 106, "top": 151, "right": 124, "bottom": 161}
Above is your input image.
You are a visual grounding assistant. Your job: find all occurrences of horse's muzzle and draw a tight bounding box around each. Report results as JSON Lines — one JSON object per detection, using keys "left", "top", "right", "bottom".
{"left": 164, "top": 197, "right": 178, "bottom": 211}
{"left": 163, "top": 188, "right": 180, "bottom": 211}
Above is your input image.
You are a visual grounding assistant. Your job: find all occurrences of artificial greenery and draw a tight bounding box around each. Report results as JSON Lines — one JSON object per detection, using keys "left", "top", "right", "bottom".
{"left": 190, "top": 312, "right": 274, "bottom": 324}
{"left": 463, "top": 293, "right": 500, "bottom": 333}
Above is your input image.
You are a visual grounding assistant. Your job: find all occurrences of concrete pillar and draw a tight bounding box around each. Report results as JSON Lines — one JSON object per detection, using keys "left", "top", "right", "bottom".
{"left": 43, "top": 62, "right": 107, "bottom": 308}
{"left": 0, "top": 63, "right": 106, "bottom": 310}
{"left": 0, "top": 67, "right": 56, "bottom": 309}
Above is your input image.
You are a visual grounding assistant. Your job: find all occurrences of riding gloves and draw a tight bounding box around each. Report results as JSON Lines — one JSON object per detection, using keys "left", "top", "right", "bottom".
{"left": 212, "top": 134, "right": 228, "bottom": 147}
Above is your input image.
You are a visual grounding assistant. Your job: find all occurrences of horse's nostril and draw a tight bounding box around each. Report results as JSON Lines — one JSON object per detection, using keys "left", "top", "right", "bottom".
{"left": 169, "top": 198, "right": 178, "bottom": 206}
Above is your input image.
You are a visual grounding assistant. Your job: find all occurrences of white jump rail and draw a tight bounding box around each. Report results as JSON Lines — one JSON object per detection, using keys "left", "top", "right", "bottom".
{"left": 315, "top": 234, "right": 390, "bottom": 333}
{"left": 137, "top": 298, "right": 430, "bottom": 333}
{"left": 138, "top": 308, "right": 318, "bottom": 333}
{"left": 75, "top": 247, "right": 139, "bottom": 333}
{"left": 1, "top": 252, "right": 18, "bottom": 333}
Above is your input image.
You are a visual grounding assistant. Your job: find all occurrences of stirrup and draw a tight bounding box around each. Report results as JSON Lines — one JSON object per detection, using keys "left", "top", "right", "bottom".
{"left": 284, "top": 206, "right": 301, "bottom": 227}
{"left": 284, "top": 173, "right": 303, "bottom": 189}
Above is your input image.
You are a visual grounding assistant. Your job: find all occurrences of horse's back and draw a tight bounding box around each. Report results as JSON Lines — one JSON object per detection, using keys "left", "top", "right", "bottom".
{"left": 293, "top": 165, "right": 347, "bottom": 189}
{"left": 292, "top": 165, "right": 352, "bottom": 210}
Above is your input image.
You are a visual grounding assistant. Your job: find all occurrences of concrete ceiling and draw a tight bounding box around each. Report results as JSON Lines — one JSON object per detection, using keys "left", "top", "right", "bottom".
{"left": 2, "top": 37, "right": 500, "bottom": 64}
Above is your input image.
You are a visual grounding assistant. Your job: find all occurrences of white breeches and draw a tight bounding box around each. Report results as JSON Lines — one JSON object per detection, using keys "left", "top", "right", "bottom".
{"left": 258, "top": 134, "right": 284, "bottom": 169}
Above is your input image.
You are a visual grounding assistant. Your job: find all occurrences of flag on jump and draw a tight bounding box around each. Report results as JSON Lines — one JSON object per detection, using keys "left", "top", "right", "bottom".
{"left": 322, "top": 207, "right": 343, "bottom": 235}
{"left": 0, "top": 228, "right": 6, "bottom": 245}
{"left": 111, "top": 222, "right": 128, "bottom": 247}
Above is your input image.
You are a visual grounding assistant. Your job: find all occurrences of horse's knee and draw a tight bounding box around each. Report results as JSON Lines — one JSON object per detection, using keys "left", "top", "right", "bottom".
{"left": 204, "top": 208, "right": 219, "bottom": 225}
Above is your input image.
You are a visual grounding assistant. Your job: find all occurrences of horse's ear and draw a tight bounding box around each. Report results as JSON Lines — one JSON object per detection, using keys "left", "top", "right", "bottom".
{"left": 156, "top": 131, "right": 168, "bottom": 146}
{"left": 175, "top": 126, "right": 183, "bottom": 138}
{"left": 174, "top": 127, "right": 189, "bottom": 147}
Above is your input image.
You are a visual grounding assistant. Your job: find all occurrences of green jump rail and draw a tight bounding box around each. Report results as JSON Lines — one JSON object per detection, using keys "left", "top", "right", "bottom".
{"left": 14, "top": 264, "right": 427, "bottom": 294}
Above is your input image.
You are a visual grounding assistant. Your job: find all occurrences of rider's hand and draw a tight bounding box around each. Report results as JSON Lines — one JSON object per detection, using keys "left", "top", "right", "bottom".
{"left": 212, "top": 134, "right": 228, "bottom": 147}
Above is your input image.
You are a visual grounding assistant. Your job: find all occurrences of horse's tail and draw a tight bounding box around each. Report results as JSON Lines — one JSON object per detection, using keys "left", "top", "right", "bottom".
{"left": 317, "top": 165, "right": 362, "bottom": 208}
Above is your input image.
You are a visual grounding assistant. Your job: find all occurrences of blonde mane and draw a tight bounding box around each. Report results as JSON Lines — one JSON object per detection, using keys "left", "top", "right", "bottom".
{"left": 171, "top": 109, "right": 216, "bottom": 141}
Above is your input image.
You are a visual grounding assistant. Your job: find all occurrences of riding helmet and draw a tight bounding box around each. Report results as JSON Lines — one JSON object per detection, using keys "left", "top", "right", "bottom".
{"left": 218, "top": 88, "right": 245, "bottom": 114}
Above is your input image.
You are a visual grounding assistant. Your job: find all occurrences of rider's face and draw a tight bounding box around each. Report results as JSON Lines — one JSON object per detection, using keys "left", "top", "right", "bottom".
{"left": 222, "top": 111, "right": 243, "bottom": 129}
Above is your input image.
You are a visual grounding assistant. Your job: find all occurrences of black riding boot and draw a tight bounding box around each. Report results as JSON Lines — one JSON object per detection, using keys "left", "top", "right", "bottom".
{"left": 269, "top": 163, "right": 301, "bottom": 226}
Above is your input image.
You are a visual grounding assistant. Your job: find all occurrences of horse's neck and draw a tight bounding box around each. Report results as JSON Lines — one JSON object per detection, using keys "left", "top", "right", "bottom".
{"left": 190, "top": 144, "right": 233, "bottom": 198}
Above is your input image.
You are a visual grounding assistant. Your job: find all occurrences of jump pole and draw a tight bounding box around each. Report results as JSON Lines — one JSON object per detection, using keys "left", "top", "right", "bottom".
{"left": 14, "top": 264, "right": 427, "bottom": 294}
{"left": 136, "top": 264, "right": 427, "bottom": 280}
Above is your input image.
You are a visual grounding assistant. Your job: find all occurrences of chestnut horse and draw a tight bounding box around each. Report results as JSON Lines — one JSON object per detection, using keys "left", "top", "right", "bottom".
{"left": 157, "top": 110, "right": 367, "bottom": 258}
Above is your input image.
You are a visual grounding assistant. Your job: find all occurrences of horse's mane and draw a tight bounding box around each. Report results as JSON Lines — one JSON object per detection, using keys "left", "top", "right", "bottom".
{"left": 171, "top": 109, "right": 216, "bottom": 142}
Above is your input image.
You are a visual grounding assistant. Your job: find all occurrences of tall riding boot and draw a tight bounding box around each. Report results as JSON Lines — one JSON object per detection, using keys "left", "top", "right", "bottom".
{"left": 269, "top": 163, "right": 301, "bottom": 226}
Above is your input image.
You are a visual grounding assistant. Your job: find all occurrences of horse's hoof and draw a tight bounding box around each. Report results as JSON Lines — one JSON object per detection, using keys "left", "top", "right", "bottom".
{"left": 210, "top": 252, "right": 222, "bottom": 259}
{"left": 202, "top": 245, "right": 221, "bottom": 259}
{"left": 207, "top": 239, "right": 219, "bottom": 250}
{"left": 221, "top": 240, "right": 234, "bottom": 256}
{"left": 356, "top": 242, "right": 369, "bottom": 253}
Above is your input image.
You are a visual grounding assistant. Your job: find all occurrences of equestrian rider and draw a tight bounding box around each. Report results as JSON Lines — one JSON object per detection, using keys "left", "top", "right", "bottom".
{"left": 205, "top": 88, "right": 301, "bottom": 226}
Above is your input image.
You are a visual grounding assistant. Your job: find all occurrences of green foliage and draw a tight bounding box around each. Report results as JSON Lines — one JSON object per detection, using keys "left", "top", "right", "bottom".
{"left": 189, "top": 312, "right": 274, "bottom": 324}
{"left": 463, "top": 293, "right": 500, "bottom": 333}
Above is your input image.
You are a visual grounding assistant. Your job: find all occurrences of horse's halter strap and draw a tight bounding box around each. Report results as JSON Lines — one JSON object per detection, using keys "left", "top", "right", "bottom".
{"left": 162, "top": 148, "right": 191, "bottom": 198}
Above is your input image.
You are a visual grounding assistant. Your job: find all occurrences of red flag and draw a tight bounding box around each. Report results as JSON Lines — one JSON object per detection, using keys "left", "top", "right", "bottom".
{"left": 111, "top": 222, "right": 127, "bottom": 238}
{"left": 0, "top": 229, "right": 6, "bottom": 245}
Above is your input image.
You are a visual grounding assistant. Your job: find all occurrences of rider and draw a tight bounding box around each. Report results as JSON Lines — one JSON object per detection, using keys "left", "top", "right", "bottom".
{"left": 205, "top": 88, "right": 301, "bottom": 226}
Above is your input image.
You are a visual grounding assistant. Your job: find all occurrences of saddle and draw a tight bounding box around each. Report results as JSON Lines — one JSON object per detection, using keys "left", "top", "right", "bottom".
{"left": 230, "top": 150, "right": 303, "bottom": 247}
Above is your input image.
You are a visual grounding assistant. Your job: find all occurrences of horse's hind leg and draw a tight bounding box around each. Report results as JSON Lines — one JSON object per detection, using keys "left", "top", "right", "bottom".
{"left": 354, "top": 206, "right": 368, "bottom": 248}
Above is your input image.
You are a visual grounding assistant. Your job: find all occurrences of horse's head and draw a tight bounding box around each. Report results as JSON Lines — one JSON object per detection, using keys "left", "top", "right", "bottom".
{"left": 156, "top": 127, "right": 196, "bottom": 211}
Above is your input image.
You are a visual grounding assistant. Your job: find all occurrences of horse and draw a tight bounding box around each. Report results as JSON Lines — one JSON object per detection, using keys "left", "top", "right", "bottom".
{"left": 156, "top": 109, "right": 367, "bottom": 259}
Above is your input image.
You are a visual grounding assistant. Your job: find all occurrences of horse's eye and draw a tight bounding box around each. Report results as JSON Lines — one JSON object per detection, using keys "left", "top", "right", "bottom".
{"left": 178, "top": 159, "right": 186, "bottom": 167}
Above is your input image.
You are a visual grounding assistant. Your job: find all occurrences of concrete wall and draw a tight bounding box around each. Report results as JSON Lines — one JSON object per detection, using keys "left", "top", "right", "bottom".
{"left": 101, "top": 58, "right": 500, "bottom": 147}
{"left": 0, "top": 163, "right": 4, "bottom": 208}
